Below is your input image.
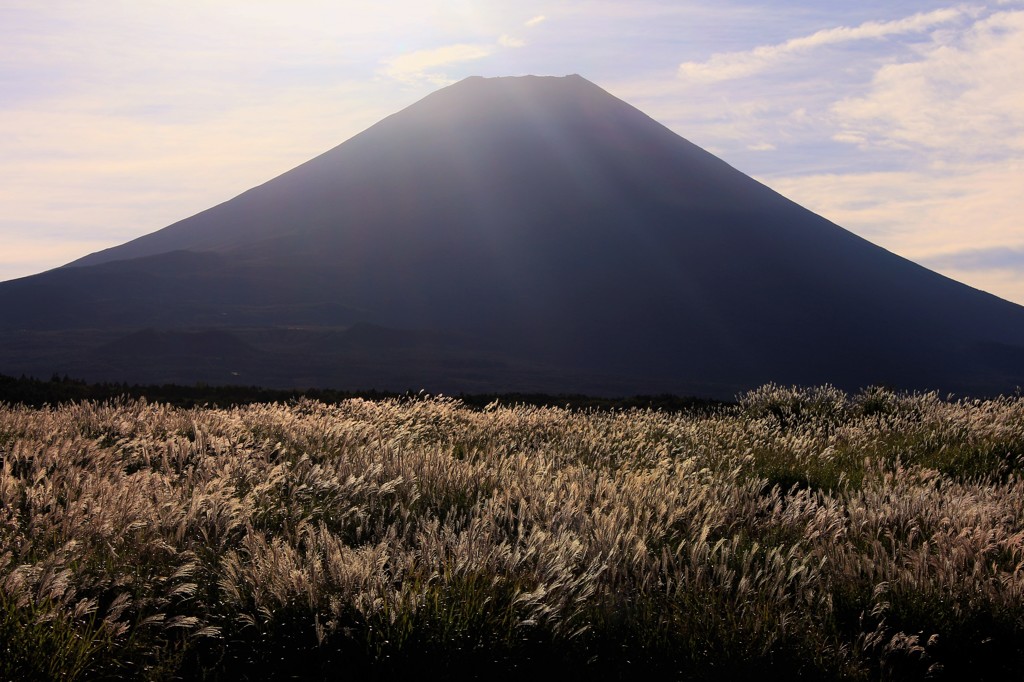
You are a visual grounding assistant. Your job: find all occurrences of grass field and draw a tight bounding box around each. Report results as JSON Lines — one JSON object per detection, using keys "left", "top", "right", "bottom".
{"left": 2, "top": 384, "right": 1023, "bottom": 680}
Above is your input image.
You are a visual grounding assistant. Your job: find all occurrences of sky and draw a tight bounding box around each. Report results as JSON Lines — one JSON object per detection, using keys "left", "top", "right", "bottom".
{"left": 2, "top": 1, "right": 1023, "bottom": 304}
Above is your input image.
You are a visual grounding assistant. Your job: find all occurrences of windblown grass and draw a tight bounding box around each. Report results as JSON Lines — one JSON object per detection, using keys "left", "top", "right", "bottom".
{"left": 1, "top": 384, "right": 1023, "bottom": 680}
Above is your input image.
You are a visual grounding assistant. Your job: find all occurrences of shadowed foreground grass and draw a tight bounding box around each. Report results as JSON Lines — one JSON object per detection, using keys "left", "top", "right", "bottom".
{"left": 2, "top": 384, "right": 1023, "bottom": 680}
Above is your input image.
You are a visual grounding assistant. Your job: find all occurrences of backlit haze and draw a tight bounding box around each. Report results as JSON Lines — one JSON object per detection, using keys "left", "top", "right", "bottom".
{"left": 3, "top": 1, "right": 1023, "bottom": 304}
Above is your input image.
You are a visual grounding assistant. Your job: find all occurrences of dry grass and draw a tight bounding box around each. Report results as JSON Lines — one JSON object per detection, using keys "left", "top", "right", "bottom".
{"left": 1, "top": 385, "right": 1023, "bottom": 680}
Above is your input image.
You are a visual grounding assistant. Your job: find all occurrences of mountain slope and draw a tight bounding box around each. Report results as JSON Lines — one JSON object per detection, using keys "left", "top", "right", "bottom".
{"left": 2, "top": 75, "right": 1023, "bottom": 397}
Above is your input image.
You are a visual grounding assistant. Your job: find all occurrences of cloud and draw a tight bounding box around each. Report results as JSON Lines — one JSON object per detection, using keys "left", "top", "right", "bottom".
{"left": 525, "top": 15, "right": 546, "bottom": 27}
{"left": 747, "top": 142, "right": 776, "bottom": 152}
{"left": 382, "top": 18, "right": 538, "bottom": 85}
{"left": 831, "top": 10, "right": 1024, "bottom": 159}
{"left": 498, "top": 35, "right": 526, "bottom": 48}
{"left": 921, "top": 246, "right": 1024, "bottom": 271}
{"left": 831, "top": 131, "right": 867, "bottom": 145}
{"left": 382, "top": 43, "right": 494, "bottom": 84}
{"left": 678, "top": 7, "right": 968, "bottom": 83}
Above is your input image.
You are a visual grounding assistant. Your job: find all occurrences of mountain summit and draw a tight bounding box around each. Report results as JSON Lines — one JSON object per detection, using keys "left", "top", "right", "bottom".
{"left": 3, "top": 75, "right": 1023, "bottom": 397}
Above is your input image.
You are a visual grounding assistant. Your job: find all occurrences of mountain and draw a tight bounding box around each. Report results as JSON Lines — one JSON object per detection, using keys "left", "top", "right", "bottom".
{"left": 2, "top": 74, "right": 1023, "bottom": 398}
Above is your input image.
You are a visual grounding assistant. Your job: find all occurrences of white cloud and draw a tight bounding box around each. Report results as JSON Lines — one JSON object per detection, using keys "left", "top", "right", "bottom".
{"left": 382, "top": 19, "right": 539, "bottom": 85}
{"left": 525, "top": 15, "right": 546, "bottom": 27}
{"left": 832, "top": 10, "right": 1024, "bottom": 158}
{"left": 747, "top": 142, "right": 776, "bottom": 152}
{"left": 498, "top": 34, "right": 526, "bottom": 48}
{"left": 382, "top": 43, "right": 494, "bottom": 85}
{"left": 831, "top": 131, "right": 867, "bottom": 145}
{"left": 678, "top": 7, "right": 969, "bottom": 83}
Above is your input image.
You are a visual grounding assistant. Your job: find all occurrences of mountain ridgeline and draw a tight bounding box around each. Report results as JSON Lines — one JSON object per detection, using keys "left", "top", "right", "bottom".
{"left": 2, "top": 75, "right": 1023, "bottom": 398}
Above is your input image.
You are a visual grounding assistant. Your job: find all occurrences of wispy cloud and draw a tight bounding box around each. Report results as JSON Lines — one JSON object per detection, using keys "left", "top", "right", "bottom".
{"left": 382, "top": 16, "right": 535, "bottom": 86}
{"left": 832, "top": 10, "right": 1024, "bottom": 158}
{"left": 498, "top": 34, "right": 526, "bottom": 48}
{"left": 525, "top": 15, "right": 546, "bottom": 27}
{"left": 678, "top": 7, "right": 969, "bottom": 83}
{"left": 382, "top": 43, "right": 495, "bottom": 85}
{"left": 922, "top": 246, "right": 1024, "bottom": 272}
